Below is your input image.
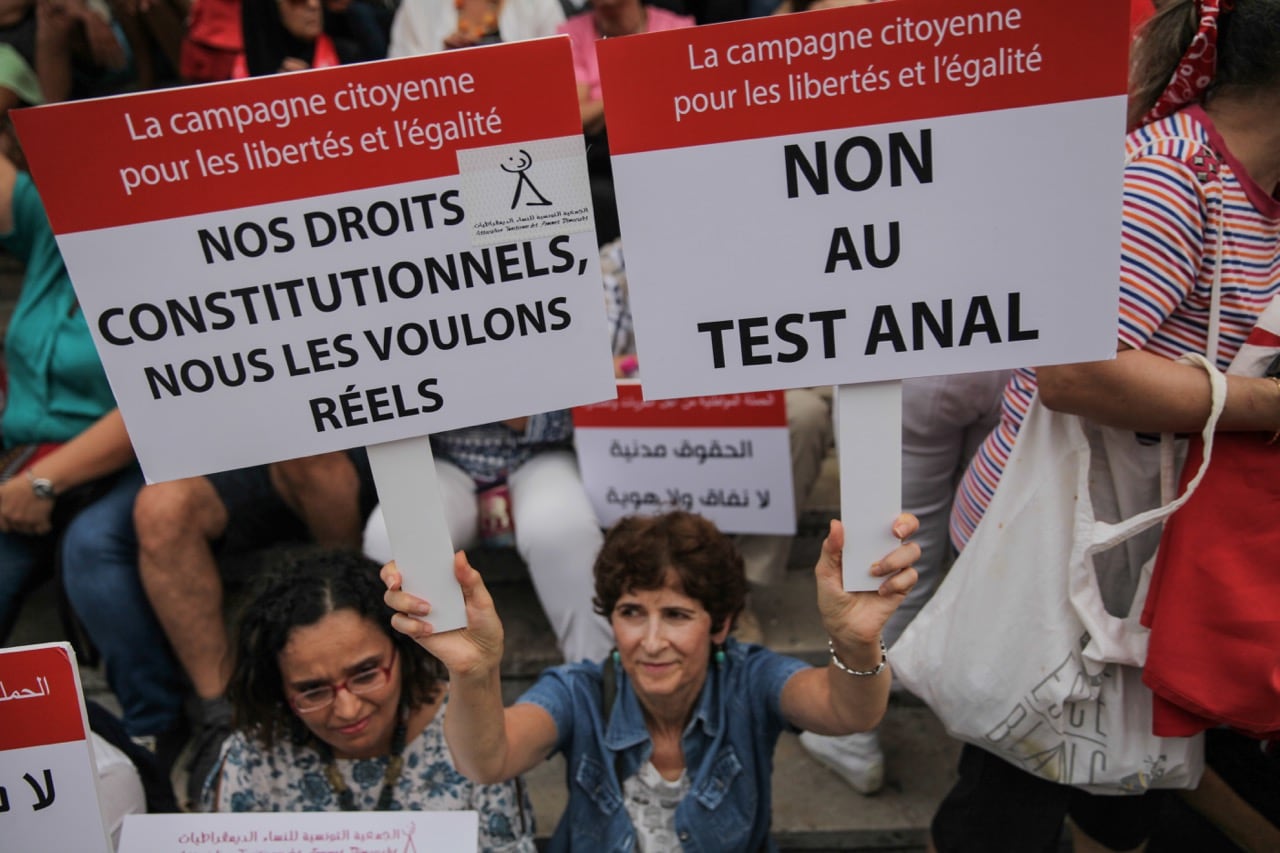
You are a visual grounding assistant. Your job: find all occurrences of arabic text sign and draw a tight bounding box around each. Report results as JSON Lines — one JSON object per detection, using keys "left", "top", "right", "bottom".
{"left": 573, "top": 384, "right": 794, "bottom": 534}
{"left": 597, "top": 0, "right": 1129, "bottom": 399}
{"left": 120, "top": 810, "right": 478, "bottom": 853}
{"left": 1, "top": 643, "right": 111, "bottom": 853}
{"left": 12, "top": 38, "right": 615, "bottom": 482}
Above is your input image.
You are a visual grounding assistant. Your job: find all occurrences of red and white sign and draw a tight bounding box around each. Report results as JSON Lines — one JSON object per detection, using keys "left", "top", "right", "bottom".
{"left": 598, "top": 0, "right": 1130, "bottom": 400}
{"left": 13, "top": 38, "right": 615, "bottom": 482}
{"left": 574, "top": 383, "right": 794, "bottom": 533}
{"left": 0, "top": 643, "right": 110, "bottom": 853}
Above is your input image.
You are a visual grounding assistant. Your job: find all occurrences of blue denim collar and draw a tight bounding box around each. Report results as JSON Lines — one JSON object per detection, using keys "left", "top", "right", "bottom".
{"left": 602, "top": 644, "right": 727, "bottom": 754}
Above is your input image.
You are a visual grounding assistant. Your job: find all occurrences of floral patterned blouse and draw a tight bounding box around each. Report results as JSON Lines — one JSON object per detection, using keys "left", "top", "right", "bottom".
{"left": 203, "top": 697, "right": 535, "bottom": 852}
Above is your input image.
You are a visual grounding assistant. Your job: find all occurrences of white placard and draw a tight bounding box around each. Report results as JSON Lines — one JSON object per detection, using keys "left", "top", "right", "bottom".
{"left": 598, "top": 0, "right": 1130, "bottom": 400}
{"left": 612, "top": 103, "right": 1122, "bottom": 399}
{"left": 574, "top": 385, "right": 794, "bottom": 533}
{"left": 120, "top": 810, "right": 478, "bottom": 853}
{"left": 1, "top": 643, "right": 111, "bottom": 853}
{"left": 14, "top": 40, "right": 615, "bottom": 484}
{"left": 575, "top": 428, "right": 794, "bottom": 533}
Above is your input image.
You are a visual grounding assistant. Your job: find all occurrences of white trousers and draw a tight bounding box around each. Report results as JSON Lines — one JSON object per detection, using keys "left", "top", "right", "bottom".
{"left": 364, "top": 449, "right": 613, "bottom": 663}
{"left": 736, "top": 387, "right": 835, "bottom": 586}
{"left": 885, "top": 370, "right": 1009, "bottom": 647}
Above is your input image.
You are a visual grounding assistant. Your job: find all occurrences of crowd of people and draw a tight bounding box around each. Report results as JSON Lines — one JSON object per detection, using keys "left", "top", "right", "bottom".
{"left": 1, "top": 0, "right": 1279, "bottom": 850}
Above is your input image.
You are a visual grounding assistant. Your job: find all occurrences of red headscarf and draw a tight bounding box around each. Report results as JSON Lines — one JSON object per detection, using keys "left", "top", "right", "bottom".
{"left": 1139, "top": 0, "right": 1229, "bottom": 126}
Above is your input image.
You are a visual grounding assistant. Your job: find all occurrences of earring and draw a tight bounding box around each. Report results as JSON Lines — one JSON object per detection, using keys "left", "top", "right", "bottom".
{"left": 713, "top": 643, "right": 726, "bottom": 667}
{"left": 611, "top": 648, "right": 621, "bottom": 665}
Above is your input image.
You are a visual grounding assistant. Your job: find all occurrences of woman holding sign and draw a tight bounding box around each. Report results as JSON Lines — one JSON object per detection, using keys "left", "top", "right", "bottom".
{"left": 203, "top": 548, "right": 535, "bottom": 852}
{"left": 383, "top": 510, "right": 918, "bottom": 852}
{"left": 935, "top": 1, "right": 1280, "bottom": 850}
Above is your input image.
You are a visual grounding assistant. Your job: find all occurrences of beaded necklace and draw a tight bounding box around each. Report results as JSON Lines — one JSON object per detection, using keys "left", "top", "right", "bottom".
{"left": 317, "top": 719, "right": 408, "bottom": 811}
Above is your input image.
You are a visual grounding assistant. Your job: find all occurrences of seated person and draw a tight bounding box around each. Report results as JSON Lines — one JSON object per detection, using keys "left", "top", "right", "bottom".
{"left": 388, "top": 0, "right": 564, "bottom": 57}
{"left": 383, "top": 510, "right": 918, "bottom": 851}
{"left": 35, "top": 0, "right": 135, "bottom": 101}
{"left": 203, "top": 548, "right": 535, "bottom": 853}
{"left": 559, "top": 0, "right": 694, "bottom": 245}
{"left": 104, "top": 0, "right": 187, "bottom": 89}
{"left": 234, "top": 0, "right": 354, "bottom": 77}
{"left": 0, "top": 93, "right": 186, "bottom": 759}
{"left": 322, "top": 0, "right": 389, "bottom": 63}
{"left": 134, "top": 448, "right": 378, "bottom": 803}
{"left": 364, "top": 412, "right": 613, "bottom": 665}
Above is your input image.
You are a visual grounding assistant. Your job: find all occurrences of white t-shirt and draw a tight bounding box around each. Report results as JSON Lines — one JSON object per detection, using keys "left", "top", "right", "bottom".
{"left": 92, "top": 733, "right": 147, "bottom": 849}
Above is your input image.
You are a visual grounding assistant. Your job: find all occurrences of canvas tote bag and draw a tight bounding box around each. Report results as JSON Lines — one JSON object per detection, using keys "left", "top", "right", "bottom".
{"left": 892, "top": 354, "right": 1224, "bottom": 794}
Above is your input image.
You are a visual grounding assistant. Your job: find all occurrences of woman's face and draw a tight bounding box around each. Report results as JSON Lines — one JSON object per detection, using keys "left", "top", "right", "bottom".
{"left": 278, "top": 609, "right": 402, "bottom": 759}
{"left": 610, "top": 571, "right": 731, "bottom": 708}
{"left": 277, "top": 0, "right": 323, "bottom": 41}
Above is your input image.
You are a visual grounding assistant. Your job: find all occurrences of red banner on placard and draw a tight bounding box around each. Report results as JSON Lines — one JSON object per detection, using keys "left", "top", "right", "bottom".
{"left": 599, "top": 0, "right": 1128, "bottom": 155}
{"left": 0, "top": 646, "right": 85, "bottom": 751}
{"left": 13, "top": 38, "right": 582, "bottom": 235}
{"left": 574, "top": 383, "right": 786, "bottom": 428}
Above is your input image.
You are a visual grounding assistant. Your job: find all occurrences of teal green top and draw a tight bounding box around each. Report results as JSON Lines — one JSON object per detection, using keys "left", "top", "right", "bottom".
{"left": 2, "top": 171, "right": 115, "bottom": 446}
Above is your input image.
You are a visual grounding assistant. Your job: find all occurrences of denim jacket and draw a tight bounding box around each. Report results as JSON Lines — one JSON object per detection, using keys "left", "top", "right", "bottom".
{"left": 518, "top": 639, "right": 807, "bottom": 852}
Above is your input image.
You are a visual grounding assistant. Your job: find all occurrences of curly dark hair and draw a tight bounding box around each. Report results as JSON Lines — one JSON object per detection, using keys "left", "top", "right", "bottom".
{"left": 592, "top": 512, "right": 748, "bottom": 634}
{"left": 227, "top": 547, "right": 444, "bottom": 750}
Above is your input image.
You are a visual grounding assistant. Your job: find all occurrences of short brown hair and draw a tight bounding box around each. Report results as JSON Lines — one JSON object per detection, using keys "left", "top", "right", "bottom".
{"left": 592, "top": 512, "right": 748, "bottom": 634}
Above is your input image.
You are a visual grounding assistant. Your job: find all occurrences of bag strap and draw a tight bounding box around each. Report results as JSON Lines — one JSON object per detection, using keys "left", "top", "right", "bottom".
{"left": 1124, "top": 135, "right": 1226, "bottom": 501}
{"left": 1086, "top": 352, "right": 1227, "bottom": 550}
{"left": 1069, "top": 134, "right": 1228, "bottom": 666}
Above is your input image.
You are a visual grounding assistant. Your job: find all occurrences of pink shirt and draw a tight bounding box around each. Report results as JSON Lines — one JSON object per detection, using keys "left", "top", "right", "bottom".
{"left": 557, "top": 7, "right": 696, "bottom": 102}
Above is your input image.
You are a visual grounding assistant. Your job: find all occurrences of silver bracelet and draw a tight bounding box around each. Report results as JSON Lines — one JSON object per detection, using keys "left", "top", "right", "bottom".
{"left": 828, "top": 638, "right": 887, "bottom": 677}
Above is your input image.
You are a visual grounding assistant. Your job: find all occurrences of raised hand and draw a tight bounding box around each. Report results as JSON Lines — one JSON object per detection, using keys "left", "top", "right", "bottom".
{"left": 382, "top": 551, "right": 505, "bottom": 678}
{"left": 813, "top": 516, "right": 919, "bottom": 648}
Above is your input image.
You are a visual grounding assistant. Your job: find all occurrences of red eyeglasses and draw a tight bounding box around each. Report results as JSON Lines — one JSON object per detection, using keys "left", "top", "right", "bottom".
{"left": 289, "top": 648, "right": 398, "bottom": 713}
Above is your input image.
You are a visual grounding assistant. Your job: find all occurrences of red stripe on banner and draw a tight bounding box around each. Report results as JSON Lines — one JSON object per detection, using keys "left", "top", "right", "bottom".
{"left": 0, "top": 646, "right": 86, "bottom": 751}
{"left": 1246, "top": 328, "right": 1280, "bottom": 348}
{"left": 574, "top": 383, "right": 787, "bottom": 427}
{"left": 599, "top": 0, "right": 1128, "bottom": 155}
{"left": 12, "top": 38, "right": 582, "bottom": 235}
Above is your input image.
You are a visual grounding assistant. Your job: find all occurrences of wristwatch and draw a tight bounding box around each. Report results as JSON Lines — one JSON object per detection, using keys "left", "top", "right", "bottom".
{"left": 25, "top": 470, "right": 56, "bottom": 500}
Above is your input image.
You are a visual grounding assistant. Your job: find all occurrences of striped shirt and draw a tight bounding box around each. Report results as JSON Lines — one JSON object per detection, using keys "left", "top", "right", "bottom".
{"left": 950, "top": 106, "right": 1280, "bottom": 550}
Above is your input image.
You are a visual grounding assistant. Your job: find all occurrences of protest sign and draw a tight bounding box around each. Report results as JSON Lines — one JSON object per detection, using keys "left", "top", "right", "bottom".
{"left": 598, "top": 0, "right": 1128, "bottom": 398}
{"left": 574, "top": 383, "right": 793, "bottom": 533}
{"left": 1, "top": 643, "right": 111, "bottom": 853}
{"left": 120, "top": 810, "right": 477, "bottom": 853}
{"left": 598, "top": 0, "right": 1128, "bottom": 586}
{"left": 13, "top": 39, "right": 615, "bottom": 627}
{"left": 12, "top": 38, "right": 615, "bottom": 483}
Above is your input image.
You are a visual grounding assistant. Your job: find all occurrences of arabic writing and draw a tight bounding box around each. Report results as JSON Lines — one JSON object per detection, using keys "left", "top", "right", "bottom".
{"left": 172, "top": 819, "right": 418, "bottom": 852}
{"left": 609, "top": 438, "right": 753, "bottom": 464}
{"left": 0, "top": 769, "right": 56, "bottom": 813}
{"left": 604, "top": 486, "right": 770, "bottom": 511}
{"left": 0, "top": 676, "right": 50, "bottom": 703}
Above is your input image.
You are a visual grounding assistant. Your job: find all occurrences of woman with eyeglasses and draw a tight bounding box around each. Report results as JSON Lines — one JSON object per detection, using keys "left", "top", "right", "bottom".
{"left": 201, "top": 548, "right": 535, "bottom": 852}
